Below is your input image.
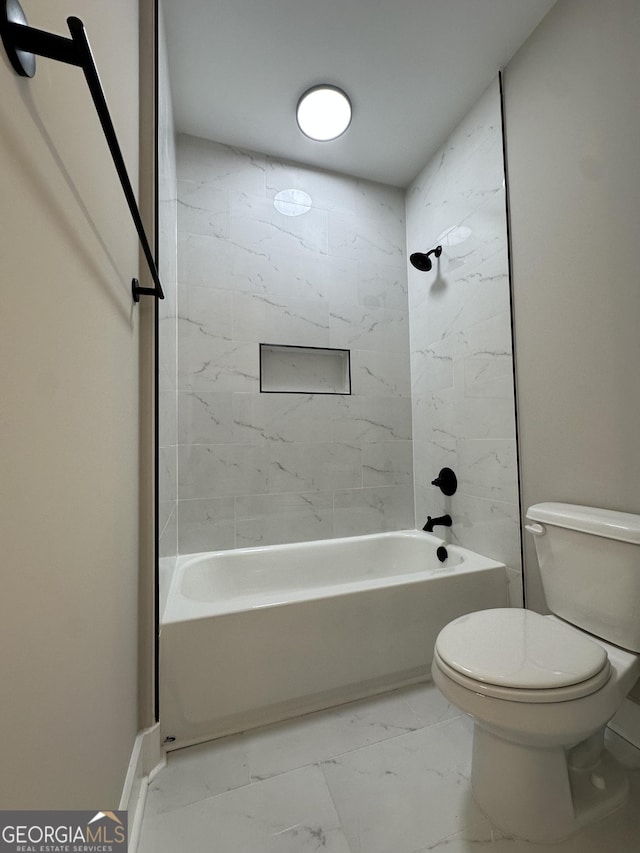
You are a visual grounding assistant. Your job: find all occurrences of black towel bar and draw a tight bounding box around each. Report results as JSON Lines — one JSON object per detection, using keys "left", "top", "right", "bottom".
{"left": 0, "top": 0, "right": 164, "bottom": 301}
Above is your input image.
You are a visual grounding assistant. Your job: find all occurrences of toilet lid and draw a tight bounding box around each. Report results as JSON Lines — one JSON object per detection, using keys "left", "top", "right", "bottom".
{"left": 435, "top": 609, "right": 609, "bottom": 691}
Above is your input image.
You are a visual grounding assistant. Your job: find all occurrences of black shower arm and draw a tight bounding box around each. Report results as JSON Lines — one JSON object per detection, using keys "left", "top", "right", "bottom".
{"left": 1, "top": 12, "right": 164, "bottom": 301}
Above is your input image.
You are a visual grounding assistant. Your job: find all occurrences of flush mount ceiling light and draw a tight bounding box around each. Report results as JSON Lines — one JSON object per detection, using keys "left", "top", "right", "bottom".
{"left": 296, "top": 85, "right": 352, "bottom": 141}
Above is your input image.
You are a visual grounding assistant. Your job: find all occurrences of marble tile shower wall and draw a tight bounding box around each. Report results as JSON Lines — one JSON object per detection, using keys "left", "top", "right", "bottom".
{"left": 157, "top": 4, "right": 178, "bottom": 560}
{"left": 405, "top": 79, "right": 522, "bottom": 592}
{"left": 176, "top": 134, "right": 414, "bottom": 553}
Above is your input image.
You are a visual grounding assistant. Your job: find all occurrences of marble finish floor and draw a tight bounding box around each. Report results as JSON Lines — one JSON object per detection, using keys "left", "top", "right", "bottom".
{"left": 139, "top": 683, "right": 640, "bottom": 853}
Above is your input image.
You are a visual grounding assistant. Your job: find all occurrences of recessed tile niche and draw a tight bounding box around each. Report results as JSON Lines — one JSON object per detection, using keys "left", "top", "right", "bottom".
{"left": 260, "top": 344, "right": 351, "bottom": 395}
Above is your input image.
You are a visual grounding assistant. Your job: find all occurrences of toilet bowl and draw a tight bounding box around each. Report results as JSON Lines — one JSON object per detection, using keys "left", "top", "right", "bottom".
{"left": 432, "top": 607, "right": 640, "bottom": 842}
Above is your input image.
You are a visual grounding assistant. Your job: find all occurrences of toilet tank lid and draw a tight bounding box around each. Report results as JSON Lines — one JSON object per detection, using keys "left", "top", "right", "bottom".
{"left": 527, "top": 503, "right": 640, "bottom": 544}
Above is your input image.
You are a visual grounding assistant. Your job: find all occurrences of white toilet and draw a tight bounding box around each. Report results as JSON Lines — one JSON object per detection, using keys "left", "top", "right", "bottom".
{"left": 431, "top": 503, "right": 640, "bottom": 843}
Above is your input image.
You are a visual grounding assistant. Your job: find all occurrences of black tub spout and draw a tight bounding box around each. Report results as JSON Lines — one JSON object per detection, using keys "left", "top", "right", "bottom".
{"left": 423, "top": 514, "right": 452, "bottom": 533}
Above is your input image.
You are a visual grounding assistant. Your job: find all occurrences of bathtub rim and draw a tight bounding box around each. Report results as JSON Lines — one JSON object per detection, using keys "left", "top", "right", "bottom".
{"left": 162, "top": 529, "right": 507, "bottom": 625}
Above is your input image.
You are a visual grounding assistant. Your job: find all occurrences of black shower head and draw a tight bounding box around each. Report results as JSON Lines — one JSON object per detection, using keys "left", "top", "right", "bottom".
{"left": 409, "top": 245, "right": 442, "bottom": 271}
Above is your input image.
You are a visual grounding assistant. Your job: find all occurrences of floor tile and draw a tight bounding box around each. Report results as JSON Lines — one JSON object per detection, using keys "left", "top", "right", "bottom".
{"left": 145, "top": 734, "right": 249, "bottom": 816}
{"left": 139, "top": 764, "right": 351, "bottom": 853}
{"left": 321, "top": 716, "right": 482, "bottom": 853}
{"left": 400, "top": 682, "right": 463, "bottom": 728}
{"left": 413, "top": 814, "right": 497, "bottom": 852}
{"left": 140, "top": 685, "right": 640, "bottom": 853}
{"left": 245, "top": 688, "right": 425, "bottom": 781}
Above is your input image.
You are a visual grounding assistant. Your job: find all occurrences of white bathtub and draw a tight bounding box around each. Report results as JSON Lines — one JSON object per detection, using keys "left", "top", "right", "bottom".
{"left": 160, "top": 530, "right": 508, "bottom": 749}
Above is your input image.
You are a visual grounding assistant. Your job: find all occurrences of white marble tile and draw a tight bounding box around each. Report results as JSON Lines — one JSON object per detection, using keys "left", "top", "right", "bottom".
{"left": 449, "top": 493, "right": 521, "bottom": 570}
{"left": 329, "top": 211, "right": 405, "bottom": 266}
{"left": 261, "top": 394, "right": 335, "bottom": 444}
{"left": 362, "top": 441, "right": 414, "bottom": 487}
{"left": 177, "top": 134, "right": 266, "bottom": 195}
{"left": 245, "top": 689, "right": 425, "bottom": 782}
{"left": 453, "top": 359, "right": 516, "bottom": 440}
{"left": 405, "top": 158, "right": 448, "bottom": 251}
{"left": 350, "top": 350, "right": 411, "bottom": 398}
{"left": 333, "top": 485, "right": 414, "bottom": 537}
{"left": 177, "top": 391, "right": 233, "bottom": 445}
{"left": 439, "top": 150, "right": 503, "bottom": 238}
{"left": 505, "top": 566, "right": 524, "bottom": 606}
{"left": 353, "top": 180, "right": 405, "bottom": 228}
{"left": 412, "top": 440, "right": 457, "bottom": 506}
{"left": 462, "top": 357, "right": 515, "bottom": 401}
{"left": 457, "top": 311, "right": 512, "bottom": 362}
{"left": 456, "top": 439, "right": 518, "bottom": 504}
{"left": 330, "top": 302, "right": 408, "bottom": 353}
{"left": 265, "top": 159, "right": 357, "bottom": 216}
{"left": 177, "top": 179, "right": 229, "bottom": 238}
{"left": 413, "top": 814, "right": 499, "bottom": 852}
{"left": 453, "top": 386, "right": 517, "bottom": 441}
{"left": 447, "top": 247, "right": 511, "bottom": 331}
{"left": 178, "top": 285, "right": 233, "bottom": 341}
{"left": 321, "top": 716, "right": 480, "bottom": 853}
{"left": 267, "top": 442, "right": 362, "bottom": 493}
{"left": 230, "top": 392, "right": 266, "bottom": 444}
{"left": 399, "top": 682, "right": 462, "bottom": 728}
{"left": 442, "top": 192, "right": 507, "bottom": 276}
{"left": 411, "top": 339, "right": 455, "bottom": 393}
{"left": 177, "top": 497, "right": 236, "bottom": 554}
{"left": 178, "top": 336, "right": 259, "bottom": 392}
{"left": 357, "top": 260, "right": 408, "bottom": 310}
{"left": 158, "top": 555, "right": 176, "bottom": 621}
{"left": 139, "top": 764, "right": 351, "bottom": 853}
{"left": 228, "top": 203, "right": 274, "bottom": 256}
{"left": 158, "top": 503, "right": 177, "bottom": 560}
{"left": 178, "top": 230, "right": 267, "bottom": 288}
{"left": 158, "top": 316, "right": 177, "bottom": 384}
{"left": 332, "top": 396, "right": 413, "bottom": 443}
{"left": 144, "top": 736, "right": 249, "bottom": 817}
{"left": 158, "top": 499, "right": 174, "bottom": 539}
{"left": 178, "top": 444, "right": 268, "bottom": 499}
{"left": 233, "top": 292, "right": 330, "bottom": 348}
{"left": 230, "top": 191, "right": 329, "bottom": 255}
{"left": 235, "top": 491, "right": 334, "bottom": 548}
{"left": 259, "top": 250, "right": 358, "bottom": 304}
{"left": 158, "top": 445, "right": 177, "bottom": 501}
{"left": 411, "top": 390, "right": 456, "bottom": 451}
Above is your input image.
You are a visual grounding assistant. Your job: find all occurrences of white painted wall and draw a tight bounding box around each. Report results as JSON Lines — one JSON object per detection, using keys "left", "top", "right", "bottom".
{"left": 0, "top": 0, "right": 148, "bottom": 808}
{"left": 504, "top": 0, "right": 640, "bottom": 611}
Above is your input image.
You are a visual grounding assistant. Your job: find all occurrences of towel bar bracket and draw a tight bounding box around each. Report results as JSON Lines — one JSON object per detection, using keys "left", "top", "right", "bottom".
{"left": 1, "top": 0, "right": 81, "bottom": 75}
{"left": 132, "top": 278, "right": 159, "bottom": 303}
{"left": 0, "top": 0, "right": 164, "bottom": 301}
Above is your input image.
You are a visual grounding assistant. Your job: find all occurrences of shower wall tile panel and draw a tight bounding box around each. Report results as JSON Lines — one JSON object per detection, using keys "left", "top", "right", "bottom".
{"left": 157, "top": 8, "right": 178, "bottom": 559}
{"left": 176, "top": 134, "right": 413, "bottom": 553}
{"left": 406, "top": 79, "right": 521, "bottom": 577}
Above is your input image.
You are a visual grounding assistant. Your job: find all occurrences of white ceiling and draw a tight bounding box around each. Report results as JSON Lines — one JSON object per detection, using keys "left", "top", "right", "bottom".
{"left": 162, "top": 0, "right": 557, "bottom": 188}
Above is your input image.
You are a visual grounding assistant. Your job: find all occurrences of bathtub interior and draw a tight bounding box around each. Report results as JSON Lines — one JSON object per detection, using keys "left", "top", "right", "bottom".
{"left": 177, "top": 530, "right": 462, "bottom": 605}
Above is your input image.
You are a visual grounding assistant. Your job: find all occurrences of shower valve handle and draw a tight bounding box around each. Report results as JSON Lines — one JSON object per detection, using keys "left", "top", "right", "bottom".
{"left": 431, "top": 467, "right": 457, "bottom": 496}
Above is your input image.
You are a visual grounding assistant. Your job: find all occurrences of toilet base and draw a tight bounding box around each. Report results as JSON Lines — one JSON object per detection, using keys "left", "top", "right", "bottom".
{"left": 471, "top": 724, "right": 629, "bottom": 843}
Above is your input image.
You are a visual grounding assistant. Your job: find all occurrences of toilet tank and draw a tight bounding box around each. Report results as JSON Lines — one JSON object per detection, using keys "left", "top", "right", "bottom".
{"left": 526, "top": 503, "right": 640, "bottom": 652}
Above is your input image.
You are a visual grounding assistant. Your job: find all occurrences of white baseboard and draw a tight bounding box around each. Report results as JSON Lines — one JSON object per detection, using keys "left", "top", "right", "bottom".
{"left": 120, "top": 723, "right": 166, "bottom": 853}
{"left": 610, "top": 697, "right": 640, "bottom": 750}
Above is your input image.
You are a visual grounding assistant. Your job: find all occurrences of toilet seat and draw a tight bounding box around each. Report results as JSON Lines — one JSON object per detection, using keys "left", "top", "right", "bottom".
{"left": 434, "top": 609, "right": 611, "bottom": 703}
